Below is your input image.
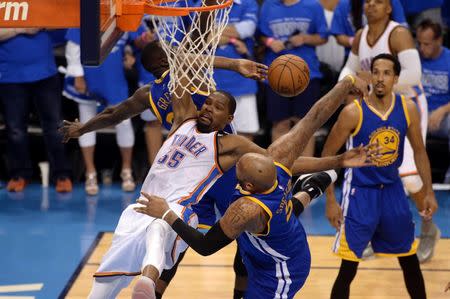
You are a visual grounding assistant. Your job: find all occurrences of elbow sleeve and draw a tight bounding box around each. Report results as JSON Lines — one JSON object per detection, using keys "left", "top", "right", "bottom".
{"left": 338, "top": 52, "right": 360, "bottom": 81}
{"left": 172, "top": 219, "right": 233, "bottom": 256}
{"left": 396, "top": 49, "right": 422, "bottom": 87}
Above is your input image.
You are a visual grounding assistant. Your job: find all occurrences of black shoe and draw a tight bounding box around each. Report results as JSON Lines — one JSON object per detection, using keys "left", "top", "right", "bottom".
{"left": 292, "top": 170, "right": 338, "bottom": 200}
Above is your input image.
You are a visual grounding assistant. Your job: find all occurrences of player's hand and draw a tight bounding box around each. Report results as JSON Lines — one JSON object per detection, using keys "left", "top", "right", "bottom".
{"left": 288, "top": 34, "right": 305, "bottom": 47}
{"left": 356, "top": 70, "right": 371, "bottom": 83}
{"left": 326, "top": 198, "right": 343, "bottom": 230}
{"left": 269, "top": 40, "right": 286, "bottom": 53}
{"left": 418, "top": 193, "right": 438, "bottom": 221}
{"left": 236, "top": 59, "right": 268, "bottom": 81}
{"left": 428, "top": 108, "right": 447, "bottom": 132}
{"left": 341, "top": 142, "right": 381, "bottom": 168}
{"left": 134, "top": 192, "right": 170, "bottom": 219}
{"left": 59, "top": 119, "right": 83, "bottom": 143}
{"left": 74, "top": 76, "right": 87, "bottom": 94}
{"left": 349, "top": 75, "right": 370, "bottom": 99}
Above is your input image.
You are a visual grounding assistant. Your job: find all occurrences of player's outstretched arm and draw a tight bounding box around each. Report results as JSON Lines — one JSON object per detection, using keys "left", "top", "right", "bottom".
{"left": 59, "top": 85, "right": 151, "bottom": 143}
{"left": 321, "top": 103, "right": 360, "bottom": 230}
{"left": 405, "top": 98, "right": 438, "bottom": 218}
{"left": 291, "top": 144, "right": 379, "bottom": 174}
{"left": 134, "top": 193, "right": 267, "bottom": 256}
{"left": 267, "top": 76, "right": 368, "bottom": 170}
{"left": 212, "top": 57, "right": 268, "bottom": 81}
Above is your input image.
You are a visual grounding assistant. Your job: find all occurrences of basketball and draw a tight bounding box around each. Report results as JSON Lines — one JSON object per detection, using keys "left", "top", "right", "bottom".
{"left": 268, "top": 54, "right": 310, "bottom": 97}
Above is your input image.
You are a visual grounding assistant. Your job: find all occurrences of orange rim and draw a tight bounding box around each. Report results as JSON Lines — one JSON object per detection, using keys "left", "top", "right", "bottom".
{"left": 143, "top": 0, "right": 233, "bottom": 16}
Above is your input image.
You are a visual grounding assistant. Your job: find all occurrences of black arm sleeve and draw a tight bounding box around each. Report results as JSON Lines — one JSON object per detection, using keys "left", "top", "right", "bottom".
{"left": 171, "top": 218, "right": 234, "bottom": 256}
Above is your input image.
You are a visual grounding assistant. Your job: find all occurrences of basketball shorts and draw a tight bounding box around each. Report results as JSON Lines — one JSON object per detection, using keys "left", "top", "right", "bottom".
{"left": 399, "top": 92, "right": 428, "bottom": 176}
{"left": 266, "top": 78, "right": 320, "bottom": 122}
{"left": 233, "top": 94, "right": 260, "bottom": 134}
{"left": 241, "top": 240, "right": 311, "bottom": 299}
{"left": 192, "top": 195, "right": 218, "bottom": 233}
{"left": 333, "top": 179, "right": 417, "bottom": 261}
{"left": 94, "top": 202, "right": 197, "bottom": 277}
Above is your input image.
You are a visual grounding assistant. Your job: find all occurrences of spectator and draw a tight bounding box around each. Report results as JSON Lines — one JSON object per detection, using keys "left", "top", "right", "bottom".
{"left": 400, "top": 0, "right": 444, "bottom": 30}
{"left": 129, "top": 18, "right": 163, "bottom": 165}
{"left": 0, "top": 28, "right": 72, "bottom": 192}
{"left": 214, "top": 0, "right": 260, "bottom": 140}
{"left": 259, "top": 0, "right": 328, "bottom": 156}
{"left": 417, "top": 19, "right": 450, "bottom": 184}
{"left": 316, "top": 0, "right": 346, "bottom": 74}
{"left": 63, "top": 28, "right": 136, "bottom": 195}
{"left": 330, "top": 0, "right": 407, "bottom": 49}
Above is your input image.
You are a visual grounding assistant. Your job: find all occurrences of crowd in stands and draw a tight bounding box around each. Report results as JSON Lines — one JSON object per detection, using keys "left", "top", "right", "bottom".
{"left": 0, "top": 0, "right": 448, "bottom": 193}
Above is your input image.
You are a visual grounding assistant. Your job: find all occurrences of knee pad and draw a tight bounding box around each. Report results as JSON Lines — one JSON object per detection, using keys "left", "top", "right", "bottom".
{"left": 116, "top": 119, "right": 135, "bottom": 148}
{"left": 401, "top": 175, "right": 423, "bottom": 194}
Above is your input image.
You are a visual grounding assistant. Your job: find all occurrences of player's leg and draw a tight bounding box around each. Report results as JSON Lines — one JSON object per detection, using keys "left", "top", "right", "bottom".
{"left": 233, "top": 245, "right": 248, "bottom": 299}
{"left": 373, "top": 180, "right": 426, "bottom": 298}
{"left": 78, "top": 101, "right": 99, "bottom": 195}
{"left": 330, "top": 259, "right": 359, "bottom": 299}
{"left": 266, "top": 85, "right": 293, "bottom": 142}
{"left": 115, "top": 118, "right": 136, "bottom": 192}
{"left": 398, "top": 254, "right": 426, "bottom": 299}
{"left": 154, "top": 250, "right": 186, "bottom": 299}
{"left": 88, "top": 276, "right": 134, "bottom": 299}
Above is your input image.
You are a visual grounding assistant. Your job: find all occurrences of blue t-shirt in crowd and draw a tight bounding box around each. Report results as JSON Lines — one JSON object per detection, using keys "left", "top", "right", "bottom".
{"left": 421, "top": 47, "right": 450, "bottom": 112}
{"left": 0, "top": 31, "right": 57, "bottom": 83}
{"left": 400, "top": 0, "right": 443, "bottom": 15}
{"left": 65, "top": 28, "right": 129, "bottom": 105}
{"left": 259, "top": 0, "right": 328, "bottom": 80}
{"left": 213, "top": 0, "right": 258, "bottom": 96}
{"left": 330, "top": 0, "right": 407, "bottom": 38}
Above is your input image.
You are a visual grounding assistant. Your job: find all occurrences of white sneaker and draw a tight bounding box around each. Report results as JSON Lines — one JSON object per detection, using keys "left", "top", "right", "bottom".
{"left": 85, "top": 172, "right": 99, "bottom": 196}
{"left": 417, "top": 222, "right": 441, "bottom": 263}
{"left": 362, "top": 243, "right": 375, "bottom": 260}
{"left": 121, "top": 169, "right": 136, "bottom": 192}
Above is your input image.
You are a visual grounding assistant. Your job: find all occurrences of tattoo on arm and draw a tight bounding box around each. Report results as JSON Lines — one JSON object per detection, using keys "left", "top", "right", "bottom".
{"left": 221, "top": 198, "right": 269, "bottom": 239}
{"left": 268, "top": 79, "right": 353, "bottom": 168}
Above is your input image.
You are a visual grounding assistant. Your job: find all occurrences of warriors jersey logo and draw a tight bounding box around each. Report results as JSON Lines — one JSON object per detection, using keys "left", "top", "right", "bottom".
{"left": 369, "top": 126, "right": 400, "bottom": 167}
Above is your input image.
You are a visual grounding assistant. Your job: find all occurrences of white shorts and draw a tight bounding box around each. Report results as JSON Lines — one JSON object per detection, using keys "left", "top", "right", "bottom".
{"left": 399, "top": 92, "right": 428, "bottom": 176}
{"left": 141, "top": 109, "right": 158, "bottom": 122}
{"left": 95, "top": 202, "right": 197, "bottom": 277}
{"left": 233, "top": 94, "right": 260, "bottom": 134}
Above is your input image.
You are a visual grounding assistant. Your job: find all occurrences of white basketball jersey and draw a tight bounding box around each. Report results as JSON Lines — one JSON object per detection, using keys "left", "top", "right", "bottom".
{"left": 359, "top": 20, "right": 425, "bottom": 98}
{"left": 141, "top": 119, "right": 222, "bottom": 207}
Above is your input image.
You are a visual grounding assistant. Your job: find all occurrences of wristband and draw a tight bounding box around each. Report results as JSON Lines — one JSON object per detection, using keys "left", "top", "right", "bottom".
{"left": 346, "top": 74, "right": 356, "bottom": 85}
{"left": 161, "top": 209, "right": 172, "bottom": 221}
{"left": 229, "top": 37, "right": 237, "bottom": 45}
{"left": 265, "top": 37, "right": 274, "bottom": 47}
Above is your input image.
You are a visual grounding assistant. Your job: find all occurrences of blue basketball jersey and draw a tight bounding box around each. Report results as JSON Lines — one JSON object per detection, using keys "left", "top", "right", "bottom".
{"left": 231, "top": 164, "right": 310, "bottom": 298}
{"left": 232, "top": 163, "right": 308, "bottom": 265}
{"left": 348, "top": 94, "right": 410, "bottom": 186}
{"left": 148, "top": 70, "right": 235, "bottom": 134}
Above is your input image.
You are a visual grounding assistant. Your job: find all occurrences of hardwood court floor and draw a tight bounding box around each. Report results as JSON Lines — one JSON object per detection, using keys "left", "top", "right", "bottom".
{"left": 65, "top": 234, "right": 450, "bottom": 299}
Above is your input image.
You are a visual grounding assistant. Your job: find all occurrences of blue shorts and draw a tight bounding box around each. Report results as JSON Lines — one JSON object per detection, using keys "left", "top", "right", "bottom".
{"left": 333, "top": 179, "right": 417, "bottom": 261}
{"left": 266, "top": 78, "right": 320, "bottom": 122}
{"left": 241, "top": 242, "right": 311, "bottom": 299}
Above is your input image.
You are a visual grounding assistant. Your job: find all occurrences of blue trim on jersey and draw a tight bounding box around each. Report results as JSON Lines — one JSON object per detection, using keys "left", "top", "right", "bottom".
{"left": 178, "top": 167, "right": 222, "bottom": 207}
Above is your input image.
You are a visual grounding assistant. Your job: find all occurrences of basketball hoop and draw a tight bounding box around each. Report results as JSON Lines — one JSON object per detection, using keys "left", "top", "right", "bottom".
{"left": 144, "top": 0, "right": 233, "bottom": 98}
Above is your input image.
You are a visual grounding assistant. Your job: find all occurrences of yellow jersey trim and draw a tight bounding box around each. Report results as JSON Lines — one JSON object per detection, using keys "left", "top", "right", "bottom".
{"left": 244, "top": 196, "right": 272, "bottom": 236}
{"left": 375, "top": 240, "right": 418, "bottom": 258}
{"left": 274, "top": 162, "right": 292, "bottom": 177}
{"left": 190, "top": 86, "right": 212, "bottom": 96}
{"left": 154, "top": 70, "right": 170, "bottom": 84}
{"left": 365, "top": 93, "right": 396, "bottom": 121}
{"left": 197, "top": 224, "right": 212, "bottom": 230}
{"left": 237, "top": 181, "right": 279, "bottom": 195}
{"left": 400, "top": 95, "right": 411, "bottom": 128}
{"left": 351, "top": 100, "right": 363, "bottom": 137}
{"left": 148, "top": 91, "right": 162, "bottom": 124}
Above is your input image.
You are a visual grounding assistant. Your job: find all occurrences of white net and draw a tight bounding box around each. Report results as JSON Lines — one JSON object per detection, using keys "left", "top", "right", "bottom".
{"left": 149, "top": 0, "right": 232, "bottom": 98}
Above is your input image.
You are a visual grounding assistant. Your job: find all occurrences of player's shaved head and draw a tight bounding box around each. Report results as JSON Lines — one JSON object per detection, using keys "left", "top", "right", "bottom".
{"left": 141, "top": 41, "right": 169, "bottom": 78}
{"left": 236, "top": 153, "right": 277, "bottom": 193}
